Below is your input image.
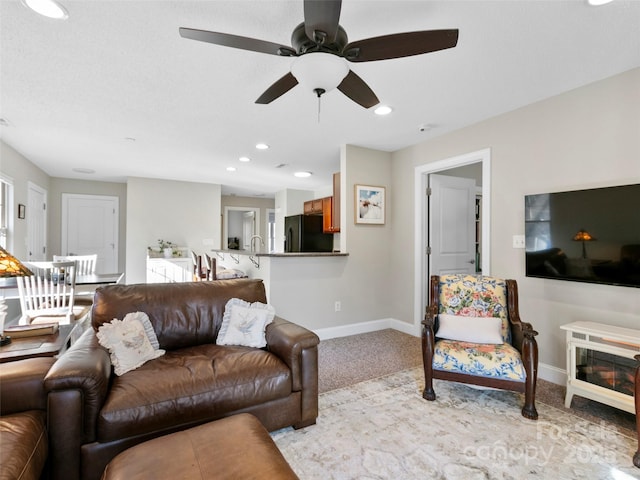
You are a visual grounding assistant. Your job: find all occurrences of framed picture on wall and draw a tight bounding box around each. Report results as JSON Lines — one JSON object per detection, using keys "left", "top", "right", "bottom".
{"left": 355, "top": 184, "right": 385, "bottom": 225}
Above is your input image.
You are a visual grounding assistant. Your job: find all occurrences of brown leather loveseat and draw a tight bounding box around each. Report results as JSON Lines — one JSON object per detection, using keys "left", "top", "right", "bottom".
{"left": 44, "top": 278, "right": 319, "bottom": 480}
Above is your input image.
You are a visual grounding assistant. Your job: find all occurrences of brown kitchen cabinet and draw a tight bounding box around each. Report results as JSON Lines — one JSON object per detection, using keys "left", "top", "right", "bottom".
{"left": 322, "top": 197, "right": 335, "bottom": 233}
{"left": 304, "top": 198, "right": 323, "bottom": 215}
{"left": 332, "top": 172, "right": 340, "bottom": 232}
{"left": 304, "top": 172, "right": 341, "bottom": 233}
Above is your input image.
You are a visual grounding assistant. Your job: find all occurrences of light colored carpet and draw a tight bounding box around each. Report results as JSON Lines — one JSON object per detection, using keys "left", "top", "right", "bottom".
{"left": 273, "top": 368, "right": 639, "bottom": 479}
{"left": 318, "top": 329, "right": 423, "bottom": 393}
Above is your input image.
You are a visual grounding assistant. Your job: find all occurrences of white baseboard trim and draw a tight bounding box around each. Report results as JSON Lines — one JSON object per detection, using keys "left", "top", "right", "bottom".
{"left": 313, "top": 318, "right": 421, "bottom": 341}
{"left": 538, "top": 362, "right": 566, "bottom": 386}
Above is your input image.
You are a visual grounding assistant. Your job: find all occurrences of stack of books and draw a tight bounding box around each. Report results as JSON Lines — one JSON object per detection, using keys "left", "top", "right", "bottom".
{"left": 3, "top": 323, "right": 59, "bottom": 338}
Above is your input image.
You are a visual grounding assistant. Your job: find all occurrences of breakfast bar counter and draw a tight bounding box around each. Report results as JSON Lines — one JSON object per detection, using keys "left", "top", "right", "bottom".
{"left": 210, "top": 249, "right": 348, "bottom": 257}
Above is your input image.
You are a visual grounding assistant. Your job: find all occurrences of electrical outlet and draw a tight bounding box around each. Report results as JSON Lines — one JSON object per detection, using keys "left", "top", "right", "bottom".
{"left": 334, "top": 301, "right": 341, "bottom": 312}
{"left": 512, "top": 235, "right": 525, "bottom": 249}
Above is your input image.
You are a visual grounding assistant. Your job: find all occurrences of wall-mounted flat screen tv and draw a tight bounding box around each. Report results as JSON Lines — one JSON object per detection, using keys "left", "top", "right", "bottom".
{"left": 525, "top": 184, "right": 640, "bottom": 288}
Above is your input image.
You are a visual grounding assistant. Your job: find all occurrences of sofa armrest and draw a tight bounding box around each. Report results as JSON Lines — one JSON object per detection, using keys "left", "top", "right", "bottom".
{"left": 266, "top": 316, "right": 319, "bottom": 390}
{"left": 0, "top": 357, "right": 55, "bottom": 415}
{"left": 266, "top": 316, "right": 319, "bottom": 428}
{"left": 44, "top": 328, "right": 112, "bottom": 480}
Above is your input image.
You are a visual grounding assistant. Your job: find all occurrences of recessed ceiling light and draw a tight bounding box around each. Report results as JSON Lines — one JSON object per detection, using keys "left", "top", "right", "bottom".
{"left": 124, "top": 137, "right": 136, "bottom": 142}
{"left": 226, "top": 166, "right": 237, "bottom": 172}
{"left": 0, "top": 118, "right": 10, "bottom": 127}
{"left": 22, "top": 0, "right": 69, "bottom": 19}
{"left": 72, "top": 167, "right": 95, "bottom": 174}
{"left": 587, "top": 0, "right": 613, "bottom": 5}
{"left": 374, "top": 105, "right": 393, "bottom": 116}
{"left": 255, "top": 143, "right": 269, "bottom": 150}
{"left": 294, "top": 171, "right": 312, "bottom": 178}
{"left": 239, "top": 156, "right": 251, "bottom": 162}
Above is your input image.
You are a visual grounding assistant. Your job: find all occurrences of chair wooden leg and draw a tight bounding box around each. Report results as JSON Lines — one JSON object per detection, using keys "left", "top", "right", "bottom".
{"left": 521, "top": 335, "right": 538, "bottom": 420}
{"left": 421, "top": 323, "right": 436, "bottom": 401}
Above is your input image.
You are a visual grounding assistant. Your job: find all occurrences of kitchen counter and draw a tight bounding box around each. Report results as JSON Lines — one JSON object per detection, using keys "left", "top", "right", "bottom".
{"left": 210, "top": 249, "right": 348, "bottom": 257}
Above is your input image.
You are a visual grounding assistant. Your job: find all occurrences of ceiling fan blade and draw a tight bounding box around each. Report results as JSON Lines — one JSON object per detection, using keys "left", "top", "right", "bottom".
{"left": 343, "top": 29, "right": 459, "bottom": 62}
{"left": 337, "top": 70, "right": 379, "bottom": 109}
{"left": 255, "top": 72, "right": 299, "bottom": 104}
{"left": 179, "top": 28, "right": 296, "bottom": 56}
{"left": 303, "top": 0, "right": 342, "bottom": 44}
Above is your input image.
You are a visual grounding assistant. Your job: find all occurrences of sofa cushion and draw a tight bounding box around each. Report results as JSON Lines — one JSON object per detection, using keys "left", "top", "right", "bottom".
{"left": 0, "top": 410, "right": 48, "bottom": 480}
{"left": 97, "top": 343, "right": 292, "bottom": 442}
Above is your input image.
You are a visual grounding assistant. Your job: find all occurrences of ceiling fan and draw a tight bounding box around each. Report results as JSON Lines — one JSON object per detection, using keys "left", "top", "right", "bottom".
{"left": 179, "top": 0, "right": 458, "bottom": 109}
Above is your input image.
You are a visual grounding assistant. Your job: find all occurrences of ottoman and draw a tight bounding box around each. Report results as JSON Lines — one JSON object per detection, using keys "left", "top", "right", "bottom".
{"left": 101, "top": 413, "right": 299, "bottom": 480}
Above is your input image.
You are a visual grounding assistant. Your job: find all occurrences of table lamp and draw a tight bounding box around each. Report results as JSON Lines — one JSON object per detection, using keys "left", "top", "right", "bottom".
{"left": 0, "top": 246, "right": 33, "bottom": 345}
{"left": 572, "top": 229, "right": 596, "bottom": 259}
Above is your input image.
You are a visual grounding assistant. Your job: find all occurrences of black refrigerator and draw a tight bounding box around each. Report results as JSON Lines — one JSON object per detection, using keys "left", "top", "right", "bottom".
{"left": 284, "top": 215, "right": 333, "bottom": 253}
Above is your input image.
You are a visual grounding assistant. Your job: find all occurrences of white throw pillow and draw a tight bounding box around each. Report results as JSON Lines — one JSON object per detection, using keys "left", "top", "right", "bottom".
{"left": 216, "top": 268, "right": 246, "bottom": 280}
{"left": 96, "top": 315, "right": 165, "bottom": 376}
{"left": 122, "top": 311, "right": 161, "bottom": 350}
{"left": 217, "top": 298, "right": 275, "bottom": 348}
{"left": 437, "top": 313, "right": 503, "bottom": 344}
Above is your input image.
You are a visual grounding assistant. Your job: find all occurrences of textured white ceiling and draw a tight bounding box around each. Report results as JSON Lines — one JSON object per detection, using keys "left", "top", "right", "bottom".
{"left": 1, "top": 0, "right": 639, "bottom": 197}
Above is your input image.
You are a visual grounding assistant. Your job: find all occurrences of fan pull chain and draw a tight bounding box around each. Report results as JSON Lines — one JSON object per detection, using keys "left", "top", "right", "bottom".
{"left": 314, "top": 88, "right": 326, "bottom": 123}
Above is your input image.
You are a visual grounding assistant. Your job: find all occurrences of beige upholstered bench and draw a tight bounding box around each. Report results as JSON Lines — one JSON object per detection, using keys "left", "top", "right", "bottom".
{"left": 101, "top": 413, "right": 298, "bottom": 480}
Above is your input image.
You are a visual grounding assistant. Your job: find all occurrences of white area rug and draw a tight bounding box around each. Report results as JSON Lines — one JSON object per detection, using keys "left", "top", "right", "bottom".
{"left": 272, "top": 368, "right": 639, "bottom": 479}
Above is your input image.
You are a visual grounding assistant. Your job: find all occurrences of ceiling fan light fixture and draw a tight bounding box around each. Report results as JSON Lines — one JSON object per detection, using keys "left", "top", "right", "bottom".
{"left": 21, "top": 0, "right": 68, "bottom": 19}
{"left": 291, "top": 53, "right": 349, "bottom": 94}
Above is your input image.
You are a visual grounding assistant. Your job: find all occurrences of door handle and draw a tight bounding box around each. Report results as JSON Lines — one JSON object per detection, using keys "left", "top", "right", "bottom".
{"left": 467, "top": 259, "right": 475, "bottom": 264}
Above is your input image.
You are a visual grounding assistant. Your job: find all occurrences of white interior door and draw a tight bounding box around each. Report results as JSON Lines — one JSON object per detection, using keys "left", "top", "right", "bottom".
{"left": 429, "top": 174, "right": 476, "bottom": 275}
{"left": 242, "top": 211, "right": 255, "bottom": 250}
{"left": 62, "top": 194, "right": 118, "bottom": 273}
{"left": 27, "top": 182, "right": 47, "bottom": 261}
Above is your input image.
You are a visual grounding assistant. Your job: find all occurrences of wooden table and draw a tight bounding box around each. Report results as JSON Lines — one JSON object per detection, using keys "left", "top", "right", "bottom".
{"left": 0, "top": 324, "right": 76, "bottom": 363}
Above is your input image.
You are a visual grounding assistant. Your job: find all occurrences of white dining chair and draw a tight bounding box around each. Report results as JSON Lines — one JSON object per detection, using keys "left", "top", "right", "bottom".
{"left": 53, "top": 254, "right": 97, "bottom": 275}
{"left": 17, "top": 261, "right": 87, "bottom": 325}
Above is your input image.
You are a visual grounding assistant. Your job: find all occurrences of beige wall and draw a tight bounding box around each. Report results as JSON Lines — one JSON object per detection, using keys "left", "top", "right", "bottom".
{"left": 267, "top": 145, "right": 394, "bottom": 331}
{"left": 0, "top": 142, "right": 50, "bottom": 258}
{"left": 126, "top": 177, "right": 221, "bottom": 284}
{"left": 390, "top": 67, "right": 640, "bottom": 373}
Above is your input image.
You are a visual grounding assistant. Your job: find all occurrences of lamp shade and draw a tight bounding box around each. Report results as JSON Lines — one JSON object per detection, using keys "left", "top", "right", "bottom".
{"left": 573, "top": 229, "right": 596, "bottom": 242}
{"left": 0, "top": 247, "right": 33, "bottom": 277}
{"left": 291, "top": 53, "right": 349, "bottom": 94}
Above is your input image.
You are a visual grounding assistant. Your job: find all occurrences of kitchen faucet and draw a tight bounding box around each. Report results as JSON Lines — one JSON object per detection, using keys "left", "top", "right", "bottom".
{"left": 250, "top": 235, "right": 265, "bottom": 253}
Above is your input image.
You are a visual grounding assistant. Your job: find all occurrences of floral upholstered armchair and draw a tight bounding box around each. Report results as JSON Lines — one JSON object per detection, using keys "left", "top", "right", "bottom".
{"left": 421, "top": 274, "right": 539, "bottom": 419}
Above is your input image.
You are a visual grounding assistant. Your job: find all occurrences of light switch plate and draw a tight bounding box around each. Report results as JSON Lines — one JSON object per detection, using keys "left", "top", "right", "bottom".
{"left": 512, "top": 235, "right": 525, "bottom": 249}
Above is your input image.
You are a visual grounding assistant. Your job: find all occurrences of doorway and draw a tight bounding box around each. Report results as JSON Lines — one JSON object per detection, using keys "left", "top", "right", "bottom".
{"left": 27, "top": 182, "right": 47, "bottom": 261}
{"left": 414, "top": 148, "right": 491, "bottom": 326}
{"left": 61, "top": 194, "right": 119, "bottom": 273}
{"left": 223, "top": 206, "right": 260, "bottom": 251}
